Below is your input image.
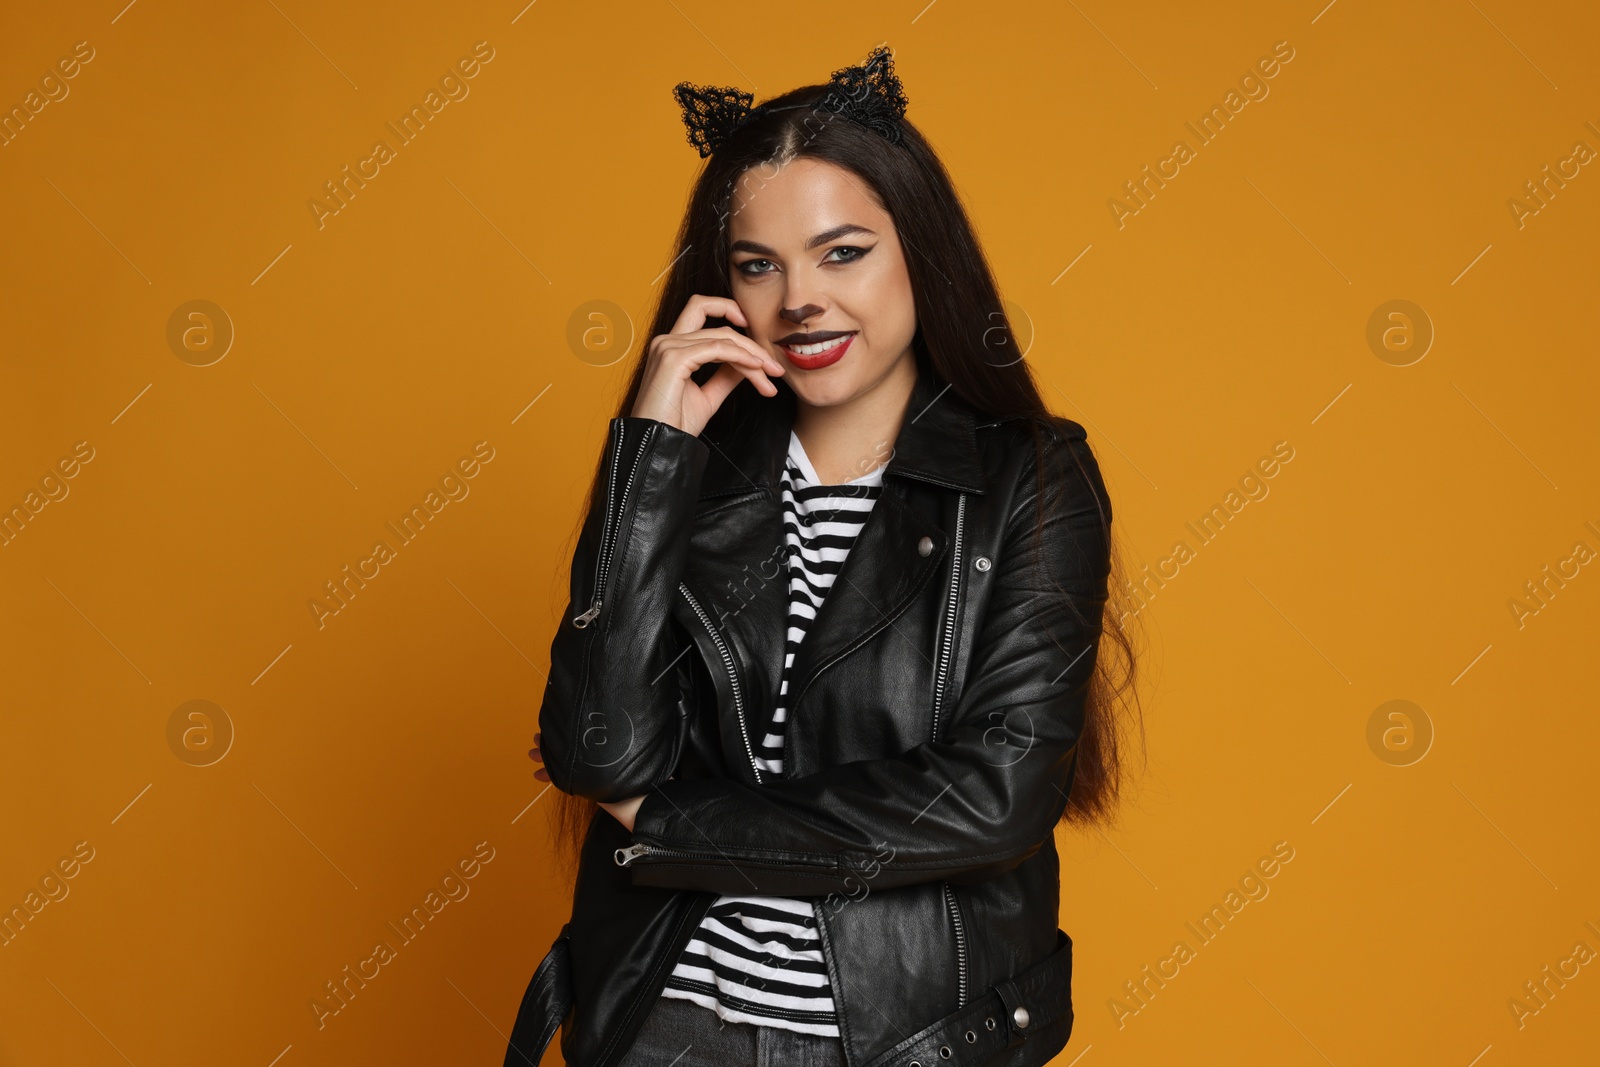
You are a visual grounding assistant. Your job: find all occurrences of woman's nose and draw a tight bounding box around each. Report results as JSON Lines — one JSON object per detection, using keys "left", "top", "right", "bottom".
{"left": 780, "top": 302, "right": 824, "bottom": 324}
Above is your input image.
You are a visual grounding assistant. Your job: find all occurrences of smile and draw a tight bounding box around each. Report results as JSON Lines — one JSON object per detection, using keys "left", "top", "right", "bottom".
{"left": 781, "top": 332, "right": 856, "bottom": 370}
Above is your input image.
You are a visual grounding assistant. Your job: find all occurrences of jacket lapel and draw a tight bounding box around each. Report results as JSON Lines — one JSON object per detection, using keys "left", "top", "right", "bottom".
{"left": 779, "top": 484, "right": 945, "bottom": 724}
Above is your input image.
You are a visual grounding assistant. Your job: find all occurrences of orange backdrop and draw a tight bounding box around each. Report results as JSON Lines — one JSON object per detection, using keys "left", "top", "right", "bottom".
{"left": 2, "top": 2, "right": 1597, "bottom": 1064}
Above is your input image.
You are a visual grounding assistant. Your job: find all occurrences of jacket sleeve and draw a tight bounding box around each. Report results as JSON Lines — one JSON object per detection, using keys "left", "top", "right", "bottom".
{"left": 537, "top": 415, "right": 710, "bottom": 803}
{"left": 618, "top": 431, "right": 1112, "bottom": 896}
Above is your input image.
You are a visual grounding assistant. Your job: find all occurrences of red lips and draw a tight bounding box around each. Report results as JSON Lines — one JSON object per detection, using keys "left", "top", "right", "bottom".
{"left": 783, "top": 332, "right": 855, "bottom": 370}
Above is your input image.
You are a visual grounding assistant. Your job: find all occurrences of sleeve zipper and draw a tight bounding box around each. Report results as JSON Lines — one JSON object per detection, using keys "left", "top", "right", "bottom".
{"left": 614, "top": 840, "right": 841, "bottom": 871}
{"left": 572, "top": 423, "right": 654, "bottom": 629}
{"left": 614, "top": 843, "right": 655, "bottom": 866}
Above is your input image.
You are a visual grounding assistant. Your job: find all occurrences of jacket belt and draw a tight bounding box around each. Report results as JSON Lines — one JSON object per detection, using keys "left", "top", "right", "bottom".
{"left": 503, "top": 925, "right": 1072, "bottom": 1067}
{"left": 502, "top": 923, "right": 572, "bottom": 1067}
{"left": 858, "top": 930, "right": 1075, "bottom": 1067}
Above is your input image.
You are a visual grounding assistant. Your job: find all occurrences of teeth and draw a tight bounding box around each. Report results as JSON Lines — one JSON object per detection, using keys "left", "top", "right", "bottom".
{"left": 785, "top": 333, "right": 852, "bottom": 357}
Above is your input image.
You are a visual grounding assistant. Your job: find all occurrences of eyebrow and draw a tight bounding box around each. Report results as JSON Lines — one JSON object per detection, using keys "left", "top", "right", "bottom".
{"left": 729, "top": 223, "right": 878, "bottom": 257}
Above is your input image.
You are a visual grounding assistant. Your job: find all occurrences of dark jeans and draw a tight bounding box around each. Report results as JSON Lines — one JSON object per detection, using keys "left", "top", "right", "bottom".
{"left": 616, "top": 994, "right": 849, "bottom": 1067}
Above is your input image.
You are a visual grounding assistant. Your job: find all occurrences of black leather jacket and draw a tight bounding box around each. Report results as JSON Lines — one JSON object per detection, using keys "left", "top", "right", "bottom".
{"left": 505, "top": 361, "right": 1112, "bottom": 1067}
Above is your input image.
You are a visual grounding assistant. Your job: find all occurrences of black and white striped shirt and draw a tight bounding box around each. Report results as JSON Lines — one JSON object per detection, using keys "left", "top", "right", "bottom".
{"left": 659, "top": 429, "right": 885, "bottom": 1035}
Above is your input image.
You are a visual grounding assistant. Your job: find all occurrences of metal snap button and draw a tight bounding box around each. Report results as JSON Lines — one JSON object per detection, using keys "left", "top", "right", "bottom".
{"left": 984, "top": 1017, "right": 996, "bottom": 1031}
{"left": 964, "top": 1029, "right": 978, "bottom": 1043}
{"left": 1012, "top": 1005, "right": 1030, "bottom": 1028}
{"left": 917, "top": 536, "right": 934, "bottom": 557}
{"left": 938, "top": 1046, "right": 952, "bottom": 1059}
{"left": 910, "top": 1061, "right": 922, "bottom": 1067}
{"left": 974, "top": 556, "right": 991, "bottom": 571}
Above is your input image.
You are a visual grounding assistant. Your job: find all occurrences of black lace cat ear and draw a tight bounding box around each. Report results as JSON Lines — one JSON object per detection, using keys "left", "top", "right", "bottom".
{"left": 816, "top": 44, "right": 909, "bottom": 145}
{"left": 671, "top": 45, "right": 909, "bottom": 157}
{"left": 672, "top": 81, "right": 756, "bottom": 158}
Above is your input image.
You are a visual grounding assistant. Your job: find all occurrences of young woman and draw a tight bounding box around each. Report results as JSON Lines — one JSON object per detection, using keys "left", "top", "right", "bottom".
{"left": 506, "top": 44, "right": 1141, "bottom": 1067}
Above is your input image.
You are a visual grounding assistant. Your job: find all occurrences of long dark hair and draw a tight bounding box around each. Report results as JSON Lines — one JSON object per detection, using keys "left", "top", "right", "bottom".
{"left": 546, "top": 70, "right": 1144, "bottom": 883}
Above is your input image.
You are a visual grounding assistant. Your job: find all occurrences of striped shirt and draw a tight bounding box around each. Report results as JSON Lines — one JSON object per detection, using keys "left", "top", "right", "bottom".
{"left": 659, "top": 429, "right": 885, "bottom": 1035}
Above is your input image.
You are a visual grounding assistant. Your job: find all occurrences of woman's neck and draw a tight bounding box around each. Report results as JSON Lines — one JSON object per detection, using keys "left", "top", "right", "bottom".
{"left": 791, "top": 353, "right": 917, "bottom": 485}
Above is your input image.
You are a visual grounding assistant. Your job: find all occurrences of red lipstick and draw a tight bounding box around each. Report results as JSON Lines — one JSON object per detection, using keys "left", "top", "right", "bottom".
{"left": 782, "top": 331, "right": 855, "bottom": 370}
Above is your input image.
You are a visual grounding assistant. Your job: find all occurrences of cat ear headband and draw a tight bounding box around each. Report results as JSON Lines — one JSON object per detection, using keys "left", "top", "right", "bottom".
{"left": 672, "top": 43, "right": 910, "bottom": 158}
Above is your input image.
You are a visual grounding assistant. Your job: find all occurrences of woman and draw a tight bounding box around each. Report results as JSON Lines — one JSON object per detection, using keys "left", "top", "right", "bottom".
{"left": 507, "top": 44, "right": 1141, "bottom": 1067}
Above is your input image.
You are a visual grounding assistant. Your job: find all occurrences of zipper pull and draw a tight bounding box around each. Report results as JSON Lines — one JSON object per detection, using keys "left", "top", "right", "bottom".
{"left": 572, "top": 600, "right": 602, "bottom": 628}
{"left": 614, "top": 843, "right": 652, "bottom": 867}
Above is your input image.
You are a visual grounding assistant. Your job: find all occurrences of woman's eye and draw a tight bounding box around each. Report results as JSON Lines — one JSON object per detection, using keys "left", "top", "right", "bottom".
{"left": 736, "top": 246, "right": 871, "bottom": 276}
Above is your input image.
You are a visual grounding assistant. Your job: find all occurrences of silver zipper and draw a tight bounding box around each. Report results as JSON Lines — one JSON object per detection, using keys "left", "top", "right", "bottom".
{"left": 615, "top": 843, "right": 650, "bottom": 866}
{"left": 931, "top": 493, "right": 966, "bottom": 739}
{"left": 616, "top": 839, "right": 838, "bottom": 872}
{"left": 943, "top": 880, "right": 969, "bottom": 1008}
{"left": 678, "top": 582, "right": 762, "bottom": 786}
{"left": 933, "top": 494, "right": 970, "bottom": 1010}
{"left": 573, "top": 425, "right": 653, "bottom": 628}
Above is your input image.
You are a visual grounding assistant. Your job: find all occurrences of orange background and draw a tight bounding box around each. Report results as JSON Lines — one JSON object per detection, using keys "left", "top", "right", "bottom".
{"left": 2, "top": 2, "right": 1597, "bottom": 1064}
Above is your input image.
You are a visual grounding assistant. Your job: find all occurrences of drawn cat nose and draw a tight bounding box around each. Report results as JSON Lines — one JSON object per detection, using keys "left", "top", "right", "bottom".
{"left": 780, "top": 303, "right": 824, "bottom": 323}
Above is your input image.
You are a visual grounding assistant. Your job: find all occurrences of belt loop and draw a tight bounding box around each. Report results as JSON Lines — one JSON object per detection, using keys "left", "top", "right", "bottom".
{"left": 993, "top": 978, "right": 1033, "bottom": 1049}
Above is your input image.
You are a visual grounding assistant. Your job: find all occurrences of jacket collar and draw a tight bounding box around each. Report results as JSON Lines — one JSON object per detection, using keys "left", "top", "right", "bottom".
{"left": 696, "top": 357, "right": 988, "bottom": 500}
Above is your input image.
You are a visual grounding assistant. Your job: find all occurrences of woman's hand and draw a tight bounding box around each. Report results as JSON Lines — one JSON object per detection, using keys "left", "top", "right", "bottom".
{"left": 630, "top": 295, "right": 784, "bottom": 435}
{"left": 529, "top": 734, "right": 650, "bottom": 831}
{"left": 528, "top": 731, "right": 550, "bottom": 782}
{"left": 598, "top": 794, "right": 646, "bottom": 832}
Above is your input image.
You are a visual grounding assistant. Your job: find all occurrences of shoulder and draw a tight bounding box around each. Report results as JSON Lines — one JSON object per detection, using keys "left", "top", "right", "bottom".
{"left": 972, "top": 412, "right": 1109, "bottom": 525}
{"left": 972, "top": 411, "right": 1095, "bottom": 477}
{"left": 974, "top": 412, "right": 1088, "bottom": 448}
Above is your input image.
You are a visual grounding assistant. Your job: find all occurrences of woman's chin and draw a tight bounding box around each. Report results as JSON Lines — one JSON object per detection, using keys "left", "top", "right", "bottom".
{"left": 786, "top": 378, "right": 857, "bottom": 409}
